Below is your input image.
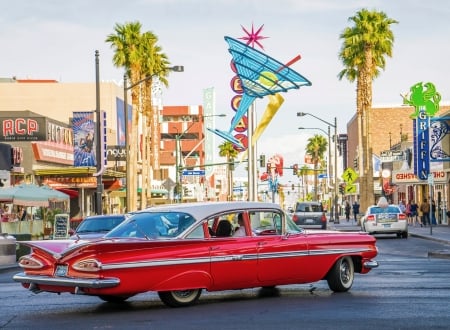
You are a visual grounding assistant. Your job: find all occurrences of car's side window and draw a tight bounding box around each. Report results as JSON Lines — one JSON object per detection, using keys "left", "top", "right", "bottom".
{"left": 185, "top": 224, "right": 205, "bottom": 239}
{"left": 252, "top": 211, "right": 284, "bottom": 235}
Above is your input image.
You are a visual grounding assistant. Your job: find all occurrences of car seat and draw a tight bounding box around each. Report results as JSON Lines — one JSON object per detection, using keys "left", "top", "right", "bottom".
{"left": 215, "top": 220, "right": 232, "bottom": 237}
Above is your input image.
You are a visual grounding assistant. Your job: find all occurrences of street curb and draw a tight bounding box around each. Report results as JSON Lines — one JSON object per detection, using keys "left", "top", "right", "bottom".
{"left": 409, "top": 233, "right": 450, "bottom": 246}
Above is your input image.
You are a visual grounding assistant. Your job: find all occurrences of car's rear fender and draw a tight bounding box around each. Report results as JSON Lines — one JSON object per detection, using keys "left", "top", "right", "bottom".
{"left": 149, "top": 270, "right": 213, "bottom": 292}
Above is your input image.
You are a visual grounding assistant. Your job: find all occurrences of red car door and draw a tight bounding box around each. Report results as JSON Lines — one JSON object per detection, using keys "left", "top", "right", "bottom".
{"left": 256, "top": 234, "right": 309, "bottom": 284}
{"left": 209, "top": 237, "right": 258, "bottom": 291}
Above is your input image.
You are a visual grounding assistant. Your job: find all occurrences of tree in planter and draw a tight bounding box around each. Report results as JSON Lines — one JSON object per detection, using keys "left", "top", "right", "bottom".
{"left": 44, "top": 208, "right": 64, "bottom": 237}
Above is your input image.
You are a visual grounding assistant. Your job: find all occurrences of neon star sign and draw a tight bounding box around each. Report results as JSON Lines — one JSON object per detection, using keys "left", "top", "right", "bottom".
{"left": 239, "top": 23, "right": 268, "bottom": 50}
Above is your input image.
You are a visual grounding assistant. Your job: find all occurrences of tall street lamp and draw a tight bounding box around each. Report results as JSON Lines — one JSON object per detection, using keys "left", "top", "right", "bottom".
{"left": 123, "top": 65, "right": 184, "bottom": 212}
{"left": 297, "top": 112, "right": 339, "bottom": 223}
{"left": 173, "top": 114, "right": 226, "bottom": 203}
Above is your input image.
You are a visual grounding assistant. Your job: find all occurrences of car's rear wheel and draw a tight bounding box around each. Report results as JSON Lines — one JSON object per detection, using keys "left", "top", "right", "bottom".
{"left": 158, "top": 289, "right": 202, "bottom": 307}
{"left": 326, "top": 256, "right": 354, "bottom": 292}
{"left": 98, "top": 294, "right": 133, "bottom": 303}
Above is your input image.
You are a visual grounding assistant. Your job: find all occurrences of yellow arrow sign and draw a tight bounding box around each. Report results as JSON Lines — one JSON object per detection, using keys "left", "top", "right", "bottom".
{"left": 342, "top": 168, "right": 359, "bottom": 184}
{"left": 345, "top": 184, "right": 357, "bottom": 194}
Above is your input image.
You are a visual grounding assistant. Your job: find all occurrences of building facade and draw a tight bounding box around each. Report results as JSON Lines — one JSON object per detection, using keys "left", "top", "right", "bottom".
{"left": 345, "top": 104, "right": 450, "bottom": 224}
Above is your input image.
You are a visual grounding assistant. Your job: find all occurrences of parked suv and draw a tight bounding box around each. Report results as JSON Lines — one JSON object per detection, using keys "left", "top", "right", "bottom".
{"left": 291, "top": 201, "right": 327, "bottom": 229}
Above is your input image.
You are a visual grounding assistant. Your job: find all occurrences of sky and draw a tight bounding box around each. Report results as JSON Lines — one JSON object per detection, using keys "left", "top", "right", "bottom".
{"left": 2, "top": 0, "right": 450, "bottom": 184}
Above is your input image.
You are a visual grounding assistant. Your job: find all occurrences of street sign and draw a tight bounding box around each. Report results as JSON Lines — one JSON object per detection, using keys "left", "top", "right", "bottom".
{"left": 342, "top": 167, "right": 358, "bottom": 184}
{"left": 345, "top": 184, "right": 357, "bottom": 194}
{"left": 162, "top": 178, "right": 175, "bottom": 190}
{"left": 182, "top": 170, "right": 206, "bottom": 176}
{"left": 318, "top": 173, "right": 328, "bottom": 179}
{"left": 427, "top": 173, "right": 434, "bottom": 185}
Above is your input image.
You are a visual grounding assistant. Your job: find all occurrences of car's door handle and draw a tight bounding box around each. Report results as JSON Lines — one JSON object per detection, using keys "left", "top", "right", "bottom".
{"left": 231, "top": 255, "right": 243, "bottom": 261}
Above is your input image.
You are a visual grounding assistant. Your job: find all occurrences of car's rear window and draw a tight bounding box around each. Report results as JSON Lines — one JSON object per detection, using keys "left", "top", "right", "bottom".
{"left": 369, "top": 206, "right": 400, "bottom": 214}
{"left": 295, "top": 203, "right": 322, "bottom": 212}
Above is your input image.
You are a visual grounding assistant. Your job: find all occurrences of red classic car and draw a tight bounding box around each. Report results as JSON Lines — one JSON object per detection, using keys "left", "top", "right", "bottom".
{"left": 14, "top": 201, "right": 378, "bottom": 307}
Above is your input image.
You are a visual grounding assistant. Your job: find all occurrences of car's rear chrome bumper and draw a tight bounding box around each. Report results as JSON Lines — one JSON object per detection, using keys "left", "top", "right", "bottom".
{"left": 363, "top": 260, "right": 379, "bottom": 269}
{"left": 13, "top": 272, "right": 120, "bottom": 289}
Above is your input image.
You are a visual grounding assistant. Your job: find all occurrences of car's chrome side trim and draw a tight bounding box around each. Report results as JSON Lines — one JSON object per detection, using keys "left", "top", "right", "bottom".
{"left": 100, "top": 248, "right": 373, "bottom": 269}
{"left": 13, "top": 272, "right": 119, "bottom": 288}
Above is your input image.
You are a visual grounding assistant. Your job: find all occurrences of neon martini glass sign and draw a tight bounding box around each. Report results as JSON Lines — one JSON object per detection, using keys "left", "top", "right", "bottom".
{"left": 209, "top": 36, "right": 312, "bottom": 147}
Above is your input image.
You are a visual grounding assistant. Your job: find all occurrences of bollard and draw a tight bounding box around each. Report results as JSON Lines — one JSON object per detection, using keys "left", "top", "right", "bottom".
{"left": 0, "top": 233, "right": 17, "bottom": 265}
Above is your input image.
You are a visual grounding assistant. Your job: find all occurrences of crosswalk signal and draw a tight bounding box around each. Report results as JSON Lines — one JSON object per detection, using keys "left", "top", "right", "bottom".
{"left": 293, "top": 163, "right": 298, "bottom": 176}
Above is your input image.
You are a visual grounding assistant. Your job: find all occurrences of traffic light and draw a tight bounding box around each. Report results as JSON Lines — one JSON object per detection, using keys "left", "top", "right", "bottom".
{"left": 259, "top": 154, "right": 265, "bottom": 168}
{"left": 339, "top": 183, "right": 345, "bottom": 195}
{"left": 293, "top": 163, "right": 298, "bottom": 176}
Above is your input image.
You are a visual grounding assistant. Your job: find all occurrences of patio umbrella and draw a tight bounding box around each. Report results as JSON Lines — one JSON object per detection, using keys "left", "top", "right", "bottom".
{"left": 0, "top": 183, "right": 69, "bottom": 207}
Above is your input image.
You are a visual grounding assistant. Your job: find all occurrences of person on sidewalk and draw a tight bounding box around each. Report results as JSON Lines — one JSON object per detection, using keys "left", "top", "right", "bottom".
{"left": 420, "top": 199, "right": 430, "bottom": 227}
{"left": 345, "top": 201, "right": 351, "bottom": 221}
{"left": 409, "top": 200, "right": 419, "bottom": 226}
{"left": 431, "top": 199, "right": 437, "bottom": 225}
{"left": 352, "top": 200, "right": 360, "bottom": 224}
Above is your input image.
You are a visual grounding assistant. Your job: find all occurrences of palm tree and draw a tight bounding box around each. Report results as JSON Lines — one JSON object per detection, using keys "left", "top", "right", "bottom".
{"left": 305, "top": 134, "right": 327, "bottom": 201}
{"left": 106, "top": 22, "right": 170, "bottom": 210}
{"left": 338, "top": 9, "right": 397, "bottom": 211}
{"left": 298, "top": 165, "right": 313, "bottom": 200}
{"left": 218, "top": 141, "right": 239, "bottom": 201}
{"left": 139, "top": 32, "right": 170, "bottom": 209}
{"left": 106, "top": 22, "right": 143, "bottom": 211}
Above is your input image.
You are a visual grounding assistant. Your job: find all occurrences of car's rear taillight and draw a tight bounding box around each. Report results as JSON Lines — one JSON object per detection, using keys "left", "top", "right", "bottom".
{"left": 73, "top": 259, "right": 102, "bottom": 272}
{"left": 292, "top": 215, "right": 298, "bottom": 221}
{"left": 18, "top": 256, "right": 44, "bottom": 269}
{"left": 366, "top": 214, "right": 375, "bottom": 222}
{"left": 398, "top": 213, "right": 407, "bottom": 220}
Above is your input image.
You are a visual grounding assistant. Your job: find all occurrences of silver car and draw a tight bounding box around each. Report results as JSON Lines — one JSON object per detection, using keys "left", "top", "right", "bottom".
{"left": 291, "top": 201, "right": 327, "bottom": 229}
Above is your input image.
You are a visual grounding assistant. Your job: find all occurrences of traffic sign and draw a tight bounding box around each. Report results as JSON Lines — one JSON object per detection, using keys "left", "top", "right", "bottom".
{"left": 342, "top": 168, "right": 358, "bottom": 184}
{"left": 345, "top": 184, "right": 357, "bottom": 194}
{"left": 182, "top": 170, "right": 205, "bottom": 176}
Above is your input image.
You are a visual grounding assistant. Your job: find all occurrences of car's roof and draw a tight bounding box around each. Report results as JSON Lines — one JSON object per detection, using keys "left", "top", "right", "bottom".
{"left": 136, "top": 201, "right": 282, "bottom": 220}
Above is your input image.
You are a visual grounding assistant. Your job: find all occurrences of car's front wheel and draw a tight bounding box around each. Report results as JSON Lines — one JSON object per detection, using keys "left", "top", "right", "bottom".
{"left": 158, "top": 289, "right": 202, "bottom": 307}
{"left": 326, "top": 256, "right": 354, "bottom": 292}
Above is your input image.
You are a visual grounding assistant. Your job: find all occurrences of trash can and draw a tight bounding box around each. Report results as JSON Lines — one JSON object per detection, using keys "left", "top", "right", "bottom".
{"left": 0, "top": 233, "right": 16, "bottom": 265}
{"left": 12, "top": 234, "right": 32, "bottom": 260}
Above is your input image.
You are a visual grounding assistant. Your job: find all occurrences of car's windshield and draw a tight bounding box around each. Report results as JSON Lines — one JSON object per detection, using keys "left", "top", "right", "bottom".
{"left": 105, "top": 212, "right": 196, "bottom": 239}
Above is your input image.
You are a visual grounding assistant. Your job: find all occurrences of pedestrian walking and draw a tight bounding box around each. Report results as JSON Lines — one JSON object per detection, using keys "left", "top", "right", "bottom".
{"left": 420, "top": 199, "right": 430, "bottom": 227}
{"left": 409, "top": 200, "right": 419, "bottom": 226}
{"left": 431, "top": 200, "right": 437, "bottom": 225}
{"left": 352, "top": 200, "right": 360, "bottom": 224}
{"left": 345, "top": 201, "right": 351, "bottom": 221}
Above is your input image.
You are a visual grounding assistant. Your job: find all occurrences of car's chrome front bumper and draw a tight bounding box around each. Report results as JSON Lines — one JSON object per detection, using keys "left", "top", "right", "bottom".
{"left": 363, "top": 260, "right": 379, "bottom": 269}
